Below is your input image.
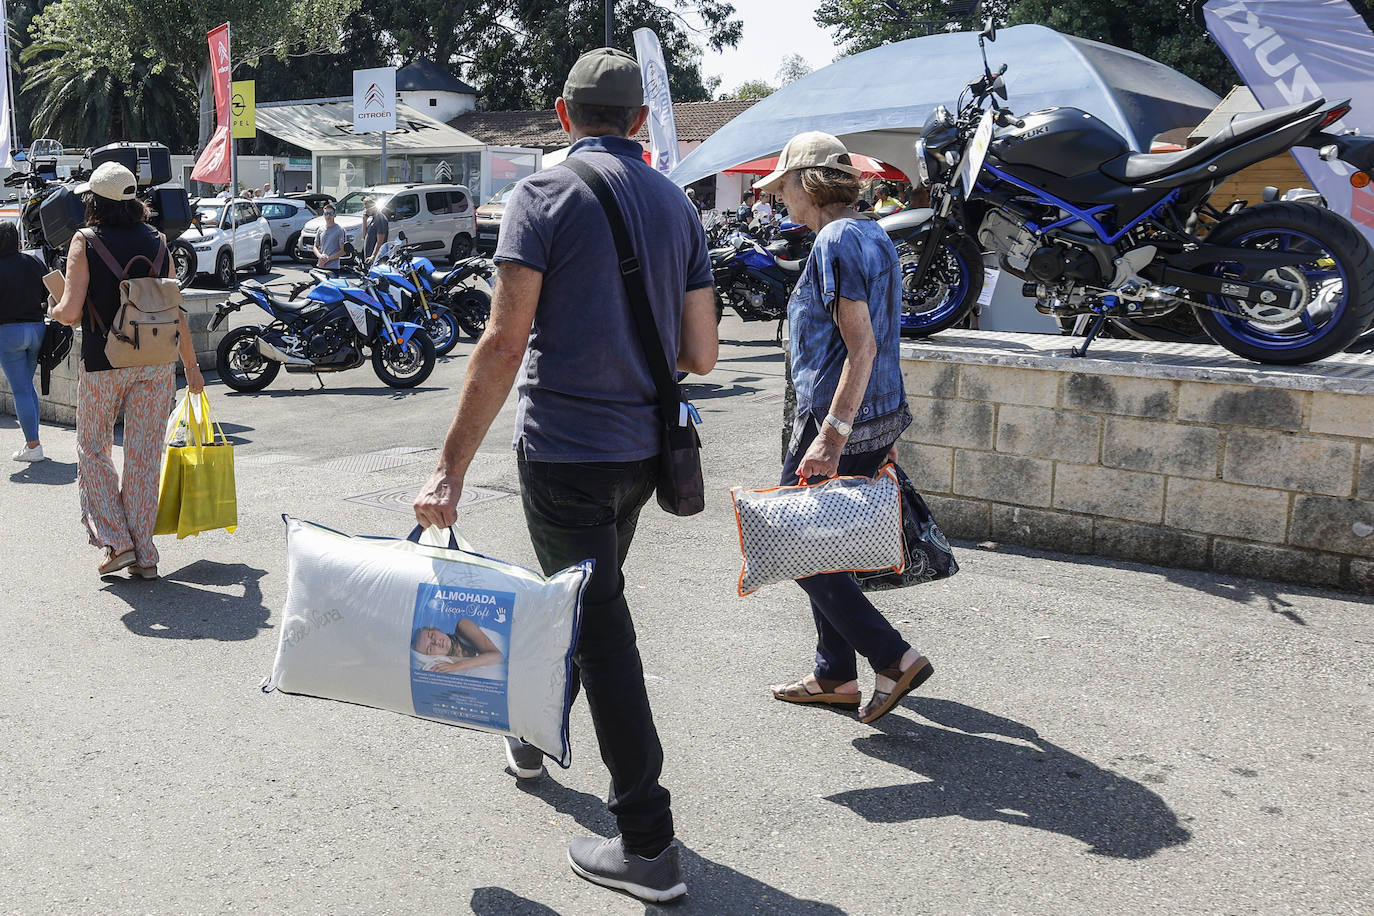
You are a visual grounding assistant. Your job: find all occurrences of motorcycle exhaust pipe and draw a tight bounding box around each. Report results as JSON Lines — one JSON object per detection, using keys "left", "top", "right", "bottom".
{"left": 256, "top": 337, "right": 312, "bottom": 367}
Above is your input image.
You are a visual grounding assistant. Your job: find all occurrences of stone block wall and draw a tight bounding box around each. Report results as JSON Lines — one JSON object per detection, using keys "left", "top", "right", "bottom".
{"left": 898, "top": 332, "right": 1374, "bottom": 594}
{"left": 0, "top": 290, "right": 226, "bottom": 426}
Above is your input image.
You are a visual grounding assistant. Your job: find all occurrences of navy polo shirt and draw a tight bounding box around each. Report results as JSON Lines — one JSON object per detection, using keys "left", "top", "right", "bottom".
{"left": 495, "top": 135, "right": 713, "bottom": 462}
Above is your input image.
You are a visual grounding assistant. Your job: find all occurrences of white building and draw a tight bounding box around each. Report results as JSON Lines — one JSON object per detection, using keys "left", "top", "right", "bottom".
{"left": 397, "top": 59, "right": 479, "bottom": 124}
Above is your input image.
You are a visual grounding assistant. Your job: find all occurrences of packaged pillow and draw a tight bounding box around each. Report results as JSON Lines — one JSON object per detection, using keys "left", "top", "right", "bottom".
{"left": 731, "top": 465, "right": 904, "bottom": 596}
{"left": 264, "top": 517, "right": 590, "bottom": 767}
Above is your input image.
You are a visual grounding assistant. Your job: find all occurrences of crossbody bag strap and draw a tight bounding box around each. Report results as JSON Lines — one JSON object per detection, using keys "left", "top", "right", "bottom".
{"left": 562, "top": 157, "right": 681, "bottom": 425}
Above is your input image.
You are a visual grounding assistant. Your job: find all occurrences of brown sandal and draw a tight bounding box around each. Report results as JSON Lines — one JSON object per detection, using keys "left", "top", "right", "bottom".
{"left": 858, "top": 654, "right": 933, "bottom": 724}
{"left": 770, "top": 674, "right": 861, "bottom": 708}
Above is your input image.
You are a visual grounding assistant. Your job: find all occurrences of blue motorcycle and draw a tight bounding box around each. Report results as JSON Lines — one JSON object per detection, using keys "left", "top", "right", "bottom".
{"left": 210, "top": 268, "right": 436, "bottom": 391}
{"left": 711, "top": 234, "right": 803, "bottom": 344}
{"left": 899, "top": 19, "right": 1374, "bottom": 364}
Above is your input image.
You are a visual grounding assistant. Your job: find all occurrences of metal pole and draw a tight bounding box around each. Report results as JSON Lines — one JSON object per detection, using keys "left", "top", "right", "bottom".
{"left": 228, "top": 23, "right": 238, "bottom": 280}
{"left": 605, "top": 0, "right": 612, "bottom": 46}
{"left": 381, "top": 130, "right": 387, "bottom": 180}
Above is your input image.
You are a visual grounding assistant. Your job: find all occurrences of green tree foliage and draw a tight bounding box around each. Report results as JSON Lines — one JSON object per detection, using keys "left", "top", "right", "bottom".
{"left": 720, "top": 78, "right": 775, "bottom": 100}
{"left": 776, "top": 52, "right": 812, "bottom": 85}
{"left": 813, "top": 0, "right": 1240, "bottom": 93}
{"left": 22, "top": 0, "right": 361, "bottom": 148}
{"left": 250, "top": 0, "right": 742, "bottom": 113}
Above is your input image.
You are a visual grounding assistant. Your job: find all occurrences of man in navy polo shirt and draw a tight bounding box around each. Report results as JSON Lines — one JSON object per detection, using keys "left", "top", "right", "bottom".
{"left": 414, "top": 48, "right": 717, "bottom": 902}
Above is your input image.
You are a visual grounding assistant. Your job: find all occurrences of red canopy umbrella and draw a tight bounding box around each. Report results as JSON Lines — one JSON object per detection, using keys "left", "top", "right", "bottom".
{"left": 723, "top": 152, "right": 907, "bottom": 181}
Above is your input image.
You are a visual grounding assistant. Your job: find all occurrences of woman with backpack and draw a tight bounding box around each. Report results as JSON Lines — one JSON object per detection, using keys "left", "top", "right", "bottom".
{"left": 0, "top": 222, "right": 49, "bottom": 462}
{"left": 50, "top": 162, "right": 203, "bottom": 578}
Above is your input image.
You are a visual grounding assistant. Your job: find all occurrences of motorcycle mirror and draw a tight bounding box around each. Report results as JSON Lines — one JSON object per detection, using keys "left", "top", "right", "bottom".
{"left": 979, "top": 18, "right": 997, "bottom": 42}
{"left": 396, "top": 231, "right": 407, "bottom": 242}
{"left": 992, "top": 74, "right": 1008, "bottom": 100}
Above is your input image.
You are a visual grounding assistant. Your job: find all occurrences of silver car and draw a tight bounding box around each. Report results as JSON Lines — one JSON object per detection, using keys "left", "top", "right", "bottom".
{"left": 256, "top": 197, "right": 319, "bottom": 262}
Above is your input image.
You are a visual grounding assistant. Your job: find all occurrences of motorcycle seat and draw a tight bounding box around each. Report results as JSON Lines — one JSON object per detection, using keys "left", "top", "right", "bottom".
{"left": 242, "top": 280, "right": 318, "bottom": 313}
{"left": 1100, "top": 98, "right": 1324, "bottom": 184}
{"left": 773, "top": 257, "right": 804, "bottom": 274}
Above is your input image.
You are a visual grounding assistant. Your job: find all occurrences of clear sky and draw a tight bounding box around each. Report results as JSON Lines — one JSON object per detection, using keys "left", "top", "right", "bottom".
{"left": 697, "top": 0, "right": 841, "bottom": 95}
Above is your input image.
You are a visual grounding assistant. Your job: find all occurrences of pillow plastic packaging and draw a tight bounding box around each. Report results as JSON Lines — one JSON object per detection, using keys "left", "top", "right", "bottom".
{"left": 264, "top": 517, "right": 591, "bottom": 767}
{"left": 731, "top": 465, "right": 904, "bottom": 596}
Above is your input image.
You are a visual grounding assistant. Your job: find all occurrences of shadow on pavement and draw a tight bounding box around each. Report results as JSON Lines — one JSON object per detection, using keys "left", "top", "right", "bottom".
{"left": 106, "top": 559, "right": 272, "bottom": 641}
{"left": 222, "top": 386, "right": 443, "bottom": 400}
{"left": 681, "top": 381, "right": 763, "bottom": 401}
{"left": 974, "top": 541, "right": 1374, "bottom": 618}
{"left": 9, "top": 459, "right": 77, "bottom": 485}
{"left": 469, "top": 887, "right": 561, "bottom": 915}
{"left": 827, "top": 697, "right": 1191, "bottom": 860}
{"left": 518, "top": 779, "right": 845, "bottom": 914}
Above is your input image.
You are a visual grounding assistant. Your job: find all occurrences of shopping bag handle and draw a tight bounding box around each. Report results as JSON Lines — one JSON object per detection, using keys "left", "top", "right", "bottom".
{"left": 406, "top": 524, "right": 475, "bottom": 553}
{"left": 185, "top": 392, "right": 229, "bottom": 447}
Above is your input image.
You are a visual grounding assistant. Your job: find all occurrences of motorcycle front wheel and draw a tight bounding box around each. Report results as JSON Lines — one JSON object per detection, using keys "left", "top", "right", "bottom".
{"left": 898, "top": 231, "right": 984, "bottom": 337}
{"left": 372, "top": 334, "right": 436, "bottom": 388}
{"left": 216, "top": 327, "right": 280, "bottom": 392}
{"left": 423, "top": 306, "right": 461, "bottom": 356}
{"left": 1194, "top": 202, "right": 1374, "bottom": 364}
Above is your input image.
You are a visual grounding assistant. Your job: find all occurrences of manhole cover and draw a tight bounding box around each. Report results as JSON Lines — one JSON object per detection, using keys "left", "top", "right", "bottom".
{"left": 317, "top": 448, "right": 436, "bottom": 473}
{"left": 236, "top": 454, "right": 305, "bottom": 467}
{"left": 752, "top": 392, "right": 784, "bottom": 404}
{"left": 344, "top": 484, "right": 510, "bottom": 514}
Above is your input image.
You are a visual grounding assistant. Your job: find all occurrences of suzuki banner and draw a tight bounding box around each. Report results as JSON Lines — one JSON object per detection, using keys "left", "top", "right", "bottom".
{"left": 634, "top": 28, "right": 679, "bottom": 174}
{"left": 1205, "top": 0, "right": 1374, "bottom": 243}
{"left": 353, "top": 67, "right": 397, "bottom": 133}
{"left": 191, "top": 23, "right": 233, "bottom": 184}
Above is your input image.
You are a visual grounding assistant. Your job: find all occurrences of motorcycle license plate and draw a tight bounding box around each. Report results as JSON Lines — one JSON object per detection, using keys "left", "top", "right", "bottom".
{"left": 957, "top": 110, "right": 995, "bottom": 197}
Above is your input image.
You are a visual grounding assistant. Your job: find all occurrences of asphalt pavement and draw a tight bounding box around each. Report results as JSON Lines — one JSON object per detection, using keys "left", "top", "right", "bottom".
{"left": 1, "top": 282, "right": 1372, "bottom": 915}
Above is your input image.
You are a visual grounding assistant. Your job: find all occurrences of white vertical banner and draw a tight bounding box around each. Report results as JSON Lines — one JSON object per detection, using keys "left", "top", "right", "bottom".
{"left": 0, "top": 0, "right": 15, "bottom": 168}
{"left": 353, "top": 66, "right": 397, "bottom": 133}
{"left": 633, "top": 28, "right": 679, "bottom": 174}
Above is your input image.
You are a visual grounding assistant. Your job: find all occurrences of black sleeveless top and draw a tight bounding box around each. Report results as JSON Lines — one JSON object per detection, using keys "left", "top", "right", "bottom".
{"left": 82, "top": 223, "right": 166, "bottom": 372}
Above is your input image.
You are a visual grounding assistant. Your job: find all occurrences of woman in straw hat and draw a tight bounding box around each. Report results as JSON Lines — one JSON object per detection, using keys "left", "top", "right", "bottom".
{"left": 758, "top": 131, "right": 933, "bottom": 725}
{"left": 50, "top": 161, "right": 203, "bottom": 579}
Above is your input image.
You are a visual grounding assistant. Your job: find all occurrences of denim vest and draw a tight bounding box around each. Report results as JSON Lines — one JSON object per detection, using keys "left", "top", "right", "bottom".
{"left": 788, "top": 218, "right": 906, "bottom": 430}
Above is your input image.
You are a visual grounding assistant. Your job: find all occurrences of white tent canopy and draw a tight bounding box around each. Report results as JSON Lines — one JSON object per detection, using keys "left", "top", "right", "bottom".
{"left": 255, "top": 99, "right": 484, "bottom": 153}
{"left": 668, "top": 25, "right": 1220, "bottom": 188}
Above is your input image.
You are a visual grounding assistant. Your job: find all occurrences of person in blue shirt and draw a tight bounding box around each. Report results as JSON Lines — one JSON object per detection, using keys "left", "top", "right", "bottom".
{"left": 755, "top": 131, "right": 934, "bottom": 726}
{"left": 412, "top": 47, "right": 717, "bottom": 904}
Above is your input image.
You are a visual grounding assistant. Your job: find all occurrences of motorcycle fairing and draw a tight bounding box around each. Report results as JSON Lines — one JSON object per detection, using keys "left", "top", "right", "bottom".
{"left": 392, "top": 320, "right": 424, "bottom": 346}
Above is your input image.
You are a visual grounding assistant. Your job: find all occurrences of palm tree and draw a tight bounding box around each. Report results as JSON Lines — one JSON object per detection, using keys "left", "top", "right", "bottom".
{"left": 21, "top": 38, "right": 195, "bottom": 149}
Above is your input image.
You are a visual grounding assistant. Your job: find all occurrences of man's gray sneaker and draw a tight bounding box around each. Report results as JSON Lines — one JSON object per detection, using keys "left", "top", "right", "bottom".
{"left": 567, "top": 835, "right": 686, "bottom": 903}
{"left": 503, "top": 736, "right": 545, "bottom": 779}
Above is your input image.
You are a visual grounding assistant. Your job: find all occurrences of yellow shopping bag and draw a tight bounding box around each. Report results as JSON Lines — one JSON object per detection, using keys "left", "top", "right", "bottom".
{"left": 155, "top": 392, "right": 237, "bottom": 539}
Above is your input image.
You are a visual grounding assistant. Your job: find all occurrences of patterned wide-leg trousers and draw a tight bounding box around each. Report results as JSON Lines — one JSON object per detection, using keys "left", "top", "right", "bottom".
{"left": 77, "top": 364, "right": 175, "bottom": 567}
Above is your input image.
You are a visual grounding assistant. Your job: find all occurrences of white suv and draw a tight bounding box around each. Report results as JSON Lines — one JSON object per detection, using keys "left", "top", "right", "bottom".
{"left": 256, "top": 197, "right": 319, "bottom": 262}
{"left": 296, "top": 183, "right": 477, "bottom": 263}
{"left": 178, "top": 198, "right": 273, "bottom": 287}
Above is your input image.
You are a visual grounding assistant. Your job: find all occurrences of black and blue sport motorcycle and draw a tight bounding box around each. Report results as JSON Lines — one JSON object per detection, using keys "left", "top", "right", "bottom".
{"left": 893, "top": 21, "right": 1374, "bottom": 364}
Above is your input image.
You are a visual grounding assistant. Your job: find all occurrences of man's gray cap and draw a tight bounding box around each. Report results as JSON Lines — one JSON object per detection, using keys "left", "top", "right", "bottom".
{"left": 563, "top": 48, "right": 645, "bottom": 107}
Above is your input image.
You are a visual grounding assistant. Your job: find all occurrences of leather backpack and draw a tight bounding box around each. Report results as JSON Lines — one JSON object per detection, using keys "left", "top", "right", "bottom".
{"left": 81, "top": 227, "right": 183, "bottom": 368}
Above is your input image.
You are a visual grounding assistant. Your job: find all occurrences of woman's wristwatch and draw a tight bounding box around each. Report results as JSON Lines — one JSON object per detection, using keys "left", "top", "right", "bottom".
{"left": 824, "top": 414, "right": 852, "bottom": 437}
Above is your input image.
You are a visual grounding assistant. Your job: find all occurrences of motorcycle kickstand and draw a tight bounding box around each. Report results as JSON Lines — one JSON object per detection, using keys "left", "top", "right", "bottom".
{"left": 1070, "top": 313, "right": 1108, "bottom": 358}
{"left": 314, "top": 372, "right": 325, "bottom": 389}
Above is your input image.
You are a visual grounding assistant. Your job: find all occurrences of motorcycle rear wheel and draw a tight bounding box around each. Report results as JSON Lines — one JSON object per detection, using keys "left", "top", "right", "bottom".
{"left": 898, "top": 231, "right": 984, "bottom": 337}
{"left": 216, "top": 327, "right": 280, "bottom": 392}
{"left": 170, "top": 240, "right": 196, "bottom": 290}
{"left": 1193, "top": 202, "right": 1374, "bottom": 364}
{"left": 372, "top": 334, "right": 436, "bottom": 388}
{"left": 452, "top": 289, "right": 490, "bottom": 339}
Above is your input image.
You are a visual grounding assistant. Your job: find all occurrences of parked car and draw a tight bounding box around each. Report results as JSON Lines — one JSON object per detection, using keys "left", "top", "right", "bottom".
{"left": 295, "top": 183, "right": 477, "bottom": 263}
{"left": 177, "top": 197, "right": 273, "bottom": 287}
{"left": 256, "top": 196, "right": 319, "bottom": 262}
{"left": 475, "top": 181, "right": 518, "bottom": 254}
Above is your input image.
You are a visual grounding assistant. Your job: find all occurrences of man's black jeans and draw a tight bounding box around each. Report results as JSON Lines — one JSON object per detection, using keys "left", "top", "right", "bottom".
{"left": 517, "top": 451, "right": 673, "bottom": 858}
